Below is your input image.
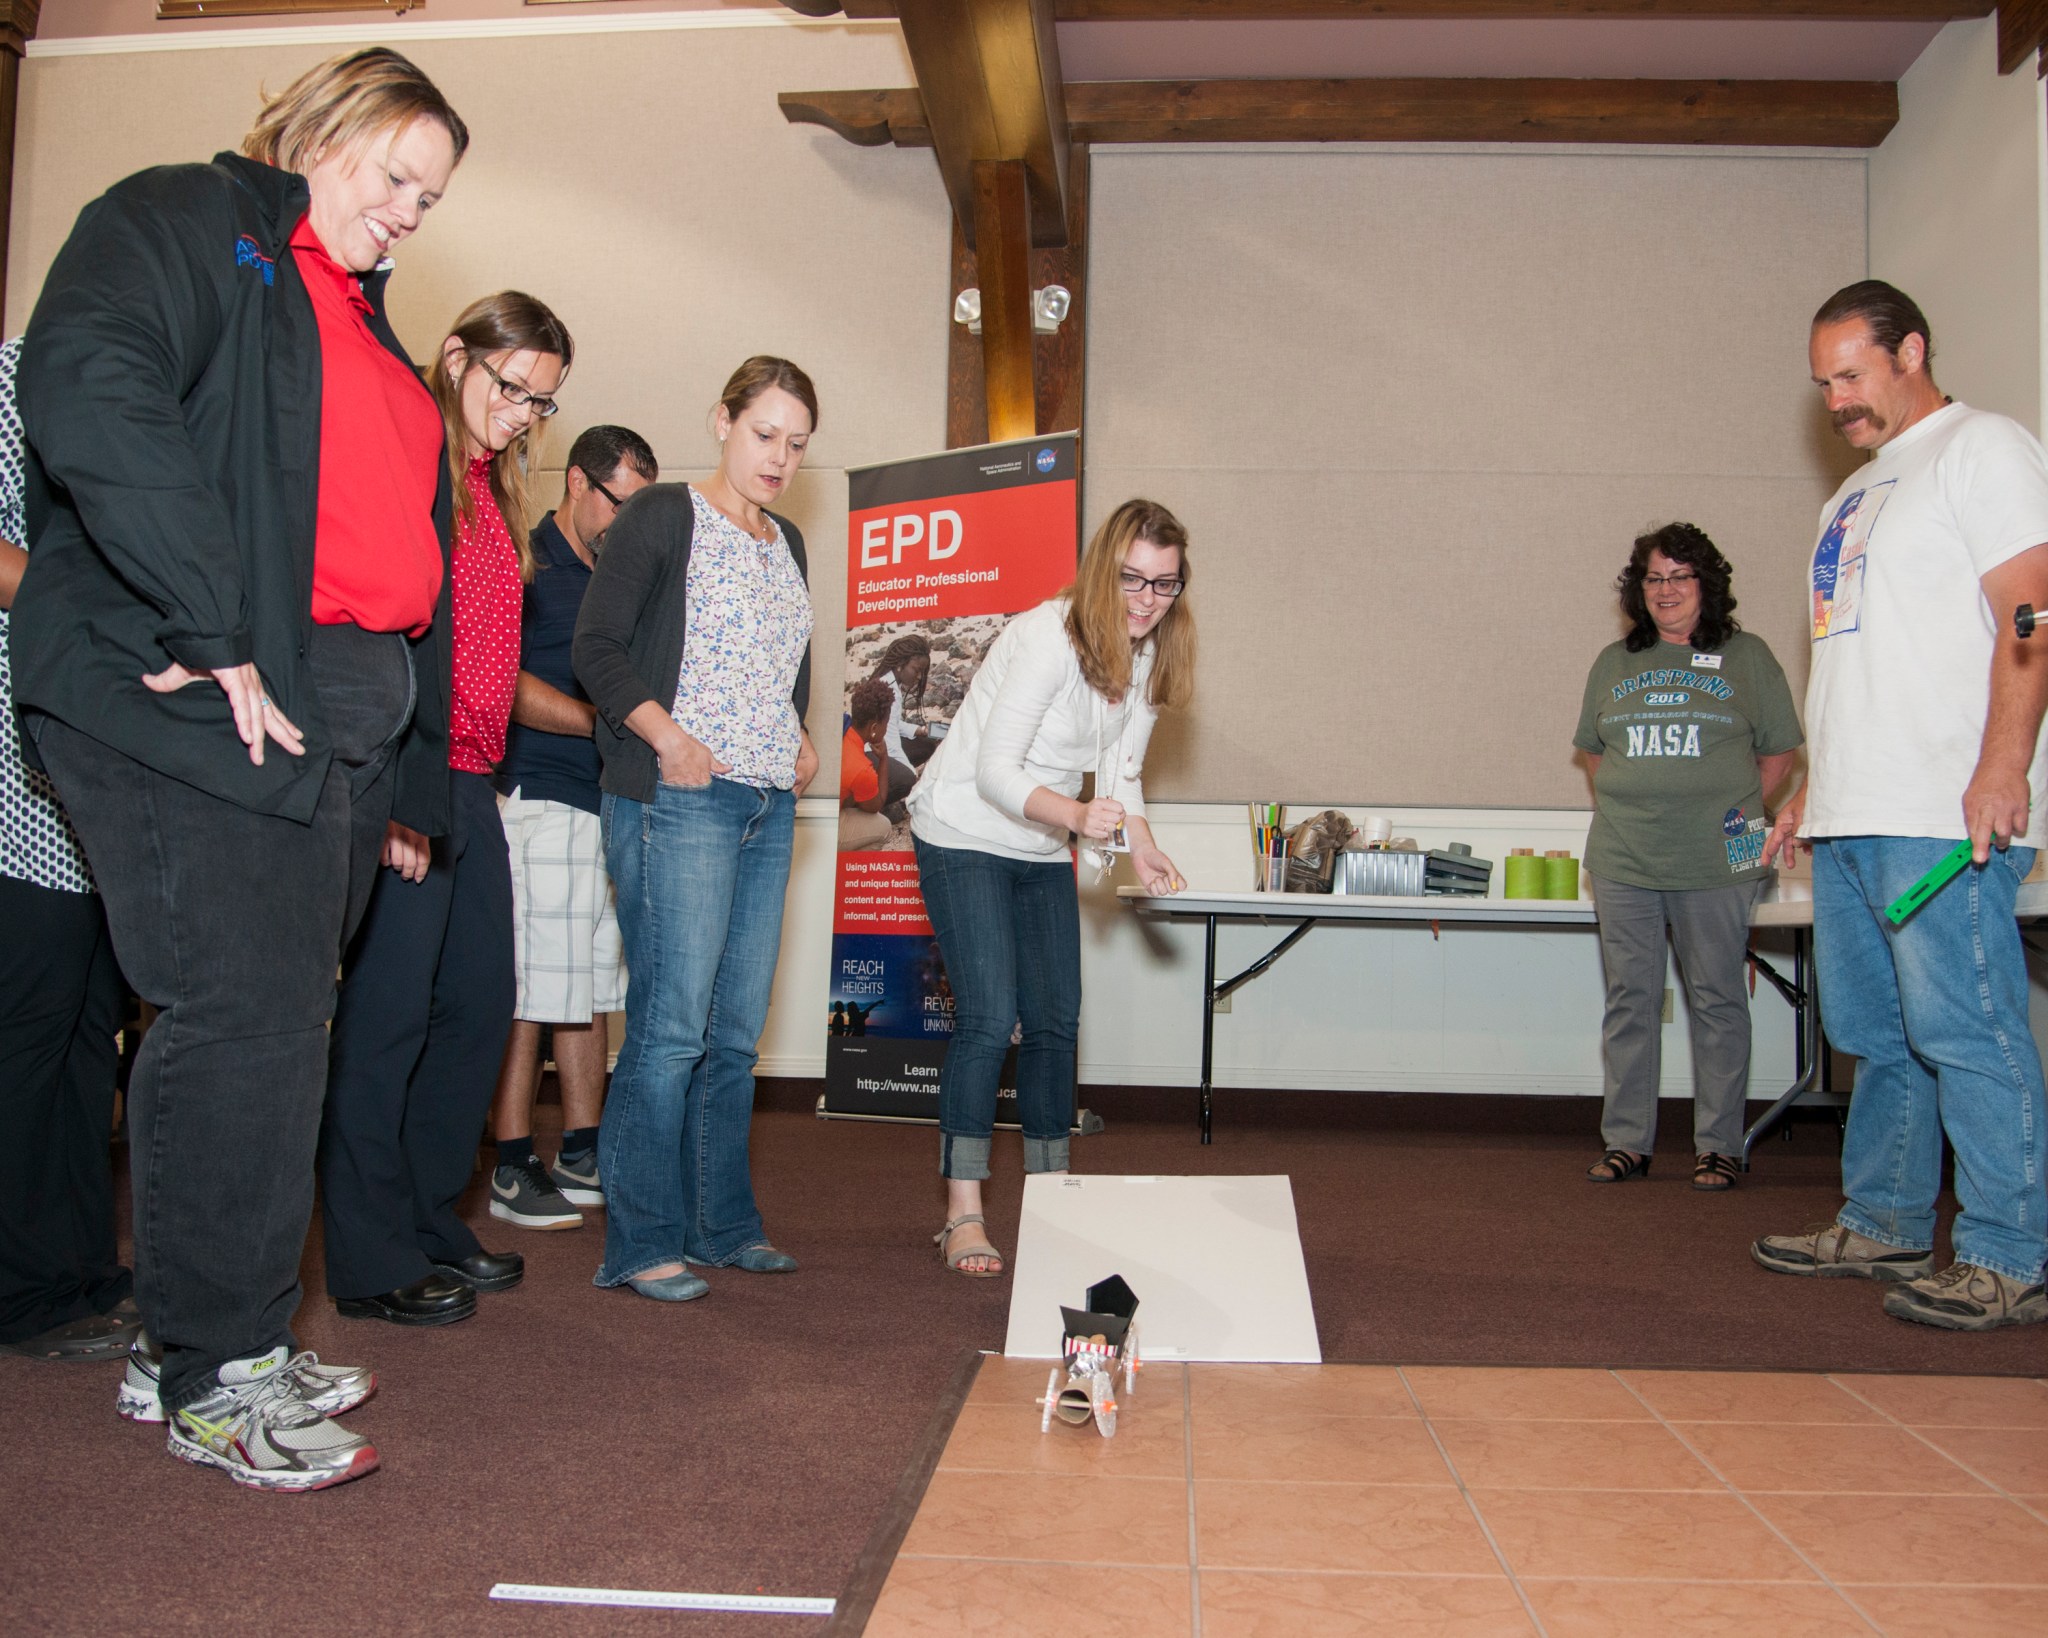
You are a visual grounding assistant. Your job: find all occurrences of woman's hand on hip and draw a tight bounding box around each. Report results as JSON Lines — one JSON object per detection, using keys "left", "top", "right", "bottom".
{"left": 382, "top": 820, "right": 431, "bottom": 882}
{"left": 142, "top": 660, "right": 304, "bottom": 767}
{"left": 658, "top": 727, "right": 730, "bottom": 789}
{"left": 792, "top": 729, "right": 820, "bottom": 798}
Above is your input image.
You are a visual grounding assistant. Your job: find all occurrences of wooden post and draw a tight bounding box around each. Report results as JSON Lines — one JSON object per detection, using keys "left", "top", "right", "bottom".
{"left": 0, "top": 1, "right": 41, "bottom": 316}
{"left": 972, "top": 158, "right": 1036, "bottom": 443}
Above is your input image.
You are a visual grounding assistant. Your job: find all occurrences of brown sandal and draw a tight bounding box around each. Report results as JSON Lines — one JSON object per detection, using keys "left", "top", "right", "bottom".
{"left": 1693, "top": 1152, "right": 1739, "bottom": 1191}
{"left": 936, "top": 1214, "right": 1004, "bottom": 1278}
{"left": 1586, "top": 1149, "right": 1650, "bottom": 1183}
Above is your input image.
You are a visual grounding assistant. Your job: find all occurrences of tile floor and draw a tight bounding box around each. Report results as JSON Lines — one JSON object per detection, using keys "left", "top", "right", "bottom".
{"left": 862, "top": 1359, "right": 2048, "bottom": 1637}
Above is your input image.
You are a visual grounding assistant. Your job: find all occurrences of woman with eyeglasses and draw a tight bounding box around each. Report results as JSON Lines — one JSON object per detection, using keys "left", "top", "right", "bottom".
{"left": 572, "top": 356, "right": 820, "bottom": 1303}
{"left": 1573, "top": 522, "right": 1802, "bottom": 1192}
{"left": 908, "top": 500, "right": 1196, "bottom": 1276}
{"left": 319, "top": 291, "right": 573, "bottom": 1326}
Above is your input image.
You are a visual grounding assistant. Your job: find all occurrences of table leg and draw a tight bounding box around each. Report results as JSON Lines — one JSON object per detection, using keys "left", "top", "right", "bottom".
{"left": 1741, "top": 927, "right": 1820, "bottom": 1167}
{"left": 1199, "top": 914, "right": 1217, "bottom": 1145}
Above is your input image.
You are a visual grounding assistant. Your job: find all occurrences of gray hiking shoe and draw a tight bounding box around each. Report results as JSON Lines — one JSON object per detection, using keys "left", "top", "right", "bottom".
{"left": 1882, "top": 1263, "right": 2048, "bottom": 1331}
{"left": 118, "top": 1329, "right": 375, "bottom": 1424}
{"left": 165, "top": 1347, "right": 379, "bottom": 1492}
{"left": 1751, "top": 1222, "right": 1935, "bottom": 1282}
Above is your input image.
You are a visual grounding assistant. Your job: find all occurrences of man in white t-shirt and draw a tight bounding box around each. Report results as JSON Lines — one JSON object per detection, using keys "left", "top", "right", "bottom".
{"left": 1754, "top": 280, "right": 2048, "bottom": 1331}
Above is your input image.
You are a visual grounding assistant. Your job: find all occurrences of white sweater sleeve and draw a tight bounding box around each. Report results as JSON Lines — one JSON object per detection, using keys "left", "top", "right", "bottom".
{"left": 974, "top": 616, "right": 1078, "bottom": 824}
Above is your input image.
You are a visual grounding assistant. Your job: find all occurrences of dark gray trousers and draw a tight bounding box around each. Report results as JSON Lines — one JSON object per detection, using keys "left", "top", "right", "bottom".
{"left": 1589, "top": 873, "right": 1762, "bottom": 1158}
{"left": 31, "top": 624, "right": 414, "bottom": 1409}
{"left": 319, "top": 770, "right": 514, "bottom": 1298}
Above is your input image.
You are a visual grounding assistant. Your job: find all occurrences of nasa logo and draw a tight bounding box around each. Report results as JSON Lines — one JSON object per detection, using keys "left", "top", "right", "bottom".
{"left": 1722, "top": 806, "right": 1746, "bottom": 838}
{"left": 1035, "top": 447, "right": 1057, "bottom": 473}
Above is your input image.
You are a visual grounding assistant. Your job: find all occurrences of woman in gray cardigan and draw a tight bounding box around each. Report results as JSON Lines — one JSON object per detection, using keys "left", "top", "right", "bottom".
{"left": 572, "top": 357, "right": 819, "bottom": 1303}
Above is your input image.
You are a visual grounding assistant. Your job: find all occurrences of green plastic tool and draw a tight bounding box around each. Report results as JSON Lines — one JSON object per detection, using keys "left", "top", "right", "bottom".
{"left": 1884, "top": 838, "right": 1977, "bottom": 927}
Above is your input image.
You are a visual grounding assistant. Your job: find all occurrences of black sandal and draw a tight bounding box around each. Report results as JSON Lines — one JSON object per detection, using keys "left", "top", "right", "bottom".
{"left": 1586, "top": 1148, "right": 1650, "bottom": 1183}
{"left": 1693, "top": 1152, "right": 1739, "bottom": 1192}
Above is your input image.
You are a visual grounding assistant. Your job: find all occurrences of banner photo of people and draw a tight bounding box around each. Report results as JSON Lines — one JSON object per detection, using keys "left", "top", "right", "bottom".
{"left": 824, "top": 433, "right": 1080, "bottom": 1119}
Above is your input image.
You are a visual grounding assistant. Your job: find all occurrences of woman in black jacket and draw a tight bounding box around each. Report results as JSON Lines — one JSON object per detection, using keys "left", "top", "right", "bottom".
{"left": 573, "top": 357, "right": 819, "bottom": 1303}
{"left": 10, "top": 48, "right": 466, "bottom": 1492}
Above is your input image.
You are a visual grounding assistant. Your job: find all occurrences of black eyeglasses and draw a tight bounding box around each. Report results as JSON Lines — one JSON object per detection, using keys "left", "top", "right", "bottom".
{"left": 471, "top": 355, "right": 560, "bottom": 418}
{"left": 1120, "top": 569, "right": 1185, "bottom": 599}
{"left": 586, "top": 474, "right": 626, "bottom": 508}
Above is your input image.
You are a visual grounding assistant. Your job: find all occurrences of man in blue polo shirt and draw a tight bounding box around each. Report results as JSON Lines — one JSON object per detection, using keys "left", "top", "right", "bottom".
{"left": 488, "top": 426, "right": 656, "bottom": 1229}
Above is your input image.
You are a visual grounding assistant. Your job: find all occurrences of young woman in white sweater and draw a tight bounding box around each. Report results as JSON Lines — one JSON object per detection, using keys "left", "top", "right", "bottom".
{"left": 908, "top": 499, "right": 1197, "bottom": 1276}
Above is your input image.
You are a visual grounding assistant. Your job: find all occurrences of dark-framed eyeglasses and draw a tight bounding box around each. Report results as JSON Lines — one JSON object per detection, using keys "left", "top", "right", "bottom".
{"left": 585, "top": 473, "right": 626, "bottom": 508}
{"left": 471, "top": 354, "right": 560, "bottom": 418}
{"left": 1120, "top": 569, "right": 1185, "bottom": 599}
{"left": 1642, "top": 572, "right": 1700, "bottom": 590}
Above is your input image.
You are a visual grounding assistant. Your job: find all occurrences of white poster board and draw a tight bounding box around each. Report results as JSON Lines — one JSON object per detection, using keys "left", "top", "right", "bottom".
{"left": 1002, "top": 1174, "right": 1321, "bottom": 1363}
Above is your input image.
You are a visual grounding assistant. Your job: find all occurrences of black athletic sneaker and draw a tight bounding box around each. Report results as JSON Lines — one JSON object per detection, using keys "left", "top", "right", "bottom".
{"left": 550, "top": 1150, "right": 604, "bottom": 1208}
{"left": 489, "top": 1157, "right": 582, "bottom": 1230}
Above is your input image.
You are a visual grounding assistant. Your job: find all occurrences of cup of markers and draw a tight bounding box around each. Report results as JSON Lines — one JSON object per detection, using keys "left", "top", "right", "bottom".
{"left": 1250, "top": 803, "right": 1288, "bottom": 891}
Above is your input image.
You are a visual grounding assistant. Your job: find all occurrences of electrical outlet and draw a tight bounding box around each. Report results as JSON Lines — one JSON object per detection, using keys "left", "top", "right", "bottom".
{"left": 1212, "top": 993, "right": 1231, "bottom": 1013}
{"left": 1661, "top": 988, "right": 1674, "bottom": 1023}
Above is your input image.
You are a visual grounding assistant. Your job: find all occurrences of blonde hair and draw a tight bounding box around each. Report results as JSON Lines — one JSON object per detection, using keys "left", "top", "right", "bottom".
{"left": 243, "top": 47, "right": 468, "bottom": 177}
{"left": 1065, "top": 499, "right": 1196, "bottom": 712}
{"left": 428, "top": 292, "right": 575, "bottom": 580}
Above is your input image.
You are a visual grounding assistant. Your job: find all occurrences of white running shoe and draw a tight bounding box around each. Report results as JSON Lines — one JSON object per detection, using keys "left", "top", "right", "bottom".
{"left": 118, "top": 1329, "right": 375, "bottom": 1424}
{"left": 165, "top": 1347, "right": 379, "bottom": 1492}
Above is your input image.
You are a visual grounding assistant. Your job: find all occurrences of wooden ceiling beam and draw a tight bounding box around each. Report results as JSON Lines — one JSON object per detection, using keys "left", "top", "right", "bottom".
{"left": 798, "top": 2, "right": 1990, "bottom": 20}
{"left": 1998, "top": 0, "right": 2048, "bottom": 73}
{"left": 784, "top": 75, "right": 1899, "bottom": 148}
{"left": 892, "top": 0, "right": 1071, "bottom": 250}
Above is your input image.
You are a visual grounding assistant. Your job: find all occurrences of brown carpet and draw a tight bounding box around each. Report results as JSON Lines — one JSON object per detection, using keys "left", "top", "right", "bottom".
{"left": 1, "top": 1082, "right": 2040, "bottom": 1636}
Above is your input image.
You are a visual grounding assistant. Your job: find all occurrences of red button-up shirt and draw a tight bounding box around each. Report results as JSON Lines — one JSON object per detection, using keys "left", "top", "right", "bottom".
{"left": 289, "top": 215, "right": 443, "bottom": 635}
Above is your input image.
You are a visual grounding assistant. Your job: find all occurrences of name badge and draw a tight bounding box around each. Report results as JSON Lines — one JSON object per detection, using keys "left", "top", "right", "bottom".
{"left": 1692, "top": 653, "right": 1723, "bottom": 670}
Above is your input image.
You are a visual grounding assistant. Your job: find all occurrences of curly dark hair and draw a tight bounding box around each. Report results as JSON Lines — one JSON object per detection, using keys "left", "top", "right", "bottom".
{"left": 848, "top": 677, "right": 895, "bottom": 733}
{"left": 870, "top": 634, "right": 931, "bottom": 703}
{"left": 1617, "top": 521, "right": 1740, "bottom": 654}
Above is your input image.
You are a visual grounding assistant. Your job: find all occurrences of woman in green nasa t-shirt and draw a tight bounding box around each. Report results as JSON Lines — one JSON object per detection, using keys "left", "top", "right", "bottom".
{"left": 1573, "top": 523, "right": 1803, "bottom": 1192}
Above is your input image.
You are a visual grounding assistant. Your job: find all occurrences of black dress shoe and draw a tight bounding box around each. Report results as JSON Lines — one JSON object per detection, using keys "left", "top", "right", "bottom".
{"left": 0, "top": 1310, "right": 142, "bottom": 1361}
{"left": 335, "top": 1273, "right": 476, "bottom": 1327}
{"left": 429, "top": 1249, "right": 524, "bottom": 1293}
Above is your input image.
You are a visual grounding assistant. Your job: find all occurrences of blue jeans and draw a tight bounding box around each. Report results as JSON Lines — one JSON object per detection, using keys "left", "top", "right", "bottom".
{"left": 912, "top": 837, "right": 1079, "bottom": 1180}
{"left": 596, "top": 778, "right": 794, "bottom": 1282}
{"left": 1814, "top": 836, "right": 2048, "bottom": 1284}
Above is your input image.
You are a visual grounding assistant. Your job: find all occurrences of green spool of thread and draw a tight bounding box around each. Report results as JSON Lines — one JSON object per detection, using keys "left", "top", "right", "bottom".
{"left": 1503, "top": 850, "right": 1544, "bottom": 899}
{"left": 1543, "top": 851, "right": 1579, "bottom": 899}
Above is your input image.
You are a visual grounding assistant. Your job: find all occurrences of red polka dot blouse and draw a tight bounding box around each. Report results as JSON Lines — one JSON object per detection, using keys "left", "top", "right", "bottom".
{"left": 448, "top": 455, "right": 523, "bottom": 776}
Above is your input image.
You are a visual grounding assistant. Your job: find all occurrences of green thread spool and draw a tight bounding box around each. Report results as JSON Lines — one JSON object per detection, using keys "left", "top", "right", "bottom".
{"left": 1503, "top": 850, "right": 1544, "bottom": 899}
{"left": 1543, "top": 851, "right": 1579, "bottom": 899}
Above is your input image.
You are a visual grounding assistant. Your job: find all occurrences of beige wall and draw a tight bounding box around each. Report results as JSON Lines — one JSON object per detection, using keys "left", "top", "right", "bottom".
{"left": 1084, "top": 144, "right": 1865, "bottom": 809}
{"left": 9, "top": 19, "right": 948, "bottom": 762}
{"left": 1871, "top": 15, "right": 2048, "bottom": 439}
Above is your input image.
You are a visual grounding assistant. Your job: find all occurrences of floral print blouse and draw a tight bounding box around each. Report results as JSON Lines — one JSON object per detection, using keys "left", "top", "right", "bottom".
{"left": 670, "top": 486, "right": 814, "bottom": 789}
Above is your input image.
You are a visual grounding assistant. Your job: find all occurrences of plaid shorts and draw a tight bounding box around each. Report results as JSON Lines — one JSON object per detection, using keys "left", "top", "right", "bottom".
{"left": 500, "top": 790, "right": 626, "bottom": 1023}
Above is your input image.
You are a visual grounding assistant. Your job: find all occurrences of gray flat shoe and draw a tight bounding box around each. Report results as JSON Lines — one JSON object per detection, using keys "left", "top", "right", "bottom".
{"left": 625, "top": 1270, "right": 710, "bottom": 1303}
{"left": 685, "top": 1243, "right": 798, "bottom": 1274}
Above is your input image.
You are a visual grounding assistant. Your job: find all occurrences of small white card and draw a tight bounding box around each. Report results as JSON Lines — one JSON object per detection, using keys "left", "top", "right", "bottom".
{"left": 1692, "top": 652, "right": 1723, "bottom": 669}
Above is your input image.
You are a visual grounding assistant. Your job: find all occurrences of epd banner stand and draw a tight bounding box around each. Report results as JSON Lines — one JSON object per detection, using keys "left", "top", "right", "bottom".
{"left": 820, "top": 433, "right": 1090, "bottom": 1128}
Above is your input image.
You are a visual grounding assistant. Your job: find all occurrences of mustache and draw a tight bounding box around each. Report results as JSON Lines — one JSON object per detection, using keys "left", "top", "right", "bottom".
{"left": 1832, "top": 404, "right": 1883, "bottom": 433}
